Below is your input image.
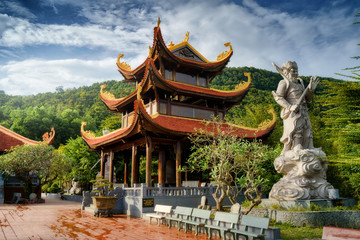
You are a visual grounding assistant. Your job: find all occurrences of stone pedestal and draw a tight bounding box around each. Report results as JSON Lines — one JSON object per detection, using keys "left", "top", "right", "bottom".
{"left": 261, "top": 198, "right": 356, "bottom": 209}
{"left": 269, "top": 148, "right": 334, "bottom": 200}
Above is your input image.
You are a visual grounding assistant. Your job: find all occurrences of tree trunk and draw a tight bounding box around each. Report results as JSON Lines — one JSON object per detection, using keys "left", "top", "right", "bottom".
{"left": 243, "top": 191, "right": 262, "bottom": 215}
{"left": 212, "top": 184, "right": 226, "bottom": 211}
{"left": 23, "top": 177, "right": 33, "bottom": 199}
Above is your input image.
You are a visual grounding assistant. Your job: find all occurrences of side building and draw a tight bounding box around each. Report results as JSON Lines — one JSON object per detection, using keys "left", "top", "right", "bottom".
{"left": 81, "top": 21, "right": 276, "bottom": 188}
{"left": 0, "top": 126, "right": 55, "bottom": 203}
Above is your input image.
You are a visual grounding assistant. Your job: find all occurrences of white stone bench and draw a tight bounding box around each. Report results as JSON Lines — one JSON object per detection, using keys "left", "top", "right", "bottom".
{"left": 231, "top": 215, "right": 270, "bottom": 240}
{"left": 146, "top": 204, "right": 172, "bottom": 226}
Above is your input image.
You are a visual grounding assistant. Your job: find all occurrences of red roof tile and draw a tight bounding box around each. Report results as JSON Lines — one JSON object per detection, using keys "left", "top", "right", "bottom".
{"left": 0, "top": 125, "right": 40, "bottom": 151}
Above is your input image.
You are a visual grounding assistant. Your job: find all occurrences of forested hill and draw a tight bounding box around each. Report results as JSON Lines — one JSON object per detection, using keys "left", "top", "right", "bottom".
{"left": 0, "top": 66, "right": 345, "bottom": 149}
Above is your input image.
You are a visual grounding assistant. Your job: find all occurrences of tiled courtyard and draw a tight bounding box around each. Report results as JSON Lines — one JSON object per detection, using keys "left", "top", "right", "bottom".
{"left": 0, "top": 197, "right": 213, "bottom": 240}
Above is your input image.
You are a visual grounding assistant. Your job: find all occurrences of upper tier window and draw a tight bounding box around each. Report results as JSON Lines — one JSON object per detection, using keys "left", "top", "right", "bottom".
{"left": 198, "top": 76, "right": 207, "bottom": 87}
{"left": 176, "top": 72, "right": 196, "bottom": 85}
{"left": 164, "top": 69, "right": 207, "bottom": 87}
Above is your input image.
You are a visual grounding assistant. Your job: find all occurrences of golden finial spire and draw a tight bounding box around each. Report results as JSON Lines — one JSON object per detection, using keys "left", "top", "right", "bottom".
{"left": 157, "top": 17, "right": 161, "bottom": 28}
{"left": 182, "top": 32, "right": 189, "bottom": 42}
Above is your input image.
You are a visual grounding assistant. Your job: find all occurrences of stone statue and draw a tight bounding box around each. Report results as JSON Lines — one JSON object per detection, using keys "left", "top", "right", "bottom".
{"left": 272, "top": 61, "right": 318, "bottom": 153}
{"left": 69, "top": 179, "right": 83, "bottom": 195}
{"left": 269, "top": 61, "right": 334, "bottom": 201}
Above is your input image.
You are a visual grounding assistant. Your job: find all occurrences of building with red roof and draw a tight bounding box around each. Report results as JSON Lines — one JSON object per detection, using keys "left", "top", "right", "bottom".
{"left": 0, "top": 126, "right": 55, "bottom": 203}
{"left": 81, "top": 20, "right": 275, "bottom": 187}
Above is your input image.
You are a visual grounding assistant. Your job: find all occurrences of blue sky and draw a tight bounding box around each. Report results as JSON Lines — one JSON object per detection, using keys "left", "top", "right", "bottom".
{"left": 0, "top": 0, "right": 358, "bottom": 96}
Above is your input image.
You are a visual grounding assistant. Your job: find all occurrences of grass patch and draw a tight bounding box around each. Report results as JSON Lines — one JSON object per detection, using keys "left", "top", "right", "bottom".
{"left": 272, "top": 221, "right": 322, "bottom": 240}
{"left": 267, "top": 202, "right": 360, "bottom": 212}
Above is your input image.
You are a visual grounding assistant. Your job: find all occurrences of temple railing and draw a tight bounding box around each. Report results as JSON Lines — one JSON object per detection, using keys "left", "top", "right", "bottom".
{"left": 123, "top": 185, "right": 218, "bottom": 198}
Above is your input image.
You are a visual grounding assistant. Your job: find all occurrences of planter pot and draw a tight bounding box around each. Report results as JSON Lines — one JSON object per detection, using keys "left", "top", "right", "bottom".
{"left": 92, "top": 196, "right": 117, "bottom": 210}
{"left": 92, "top": 196, "right": 117, "bottom": 217}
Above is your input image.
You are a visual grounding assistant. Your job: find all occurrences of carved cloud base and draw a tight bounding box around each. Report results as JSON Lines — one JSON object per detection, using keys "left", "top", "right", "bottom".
{"left": 269, "top": 148, "right": 334, "bottom": 201}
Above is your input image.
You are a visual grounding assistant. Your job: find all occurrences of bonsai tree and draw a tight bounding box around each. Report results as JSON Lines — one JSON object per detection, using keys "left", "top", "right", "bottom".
{"left": 91, "top": 176, "right": 114, "bottom": 197}
{"left": 185, "top": 119, "right": 276, "bottom": 213}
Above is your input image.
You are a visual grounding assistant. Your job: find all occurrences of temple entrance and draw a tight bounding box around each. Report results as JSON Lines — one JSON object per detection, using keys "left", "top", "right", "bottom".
{"left": 165, "top": 159, "right": 176, "bottom": 186}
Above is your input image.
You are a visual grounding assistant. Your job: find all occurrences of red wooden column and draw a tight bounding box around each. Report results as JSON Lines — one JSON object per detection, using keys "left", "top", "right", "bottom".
{"left": 100, "top": 150, "right": 105, "bottom": 177}
{"left": 146, "top": 136, "right": 153, "bottom": 187}
{"left": 158, "top": 149, "right": 166, "bottom": 185}
{"left": 124, "top": 155, "right": 128, "bottom": 185}
{"left": 175, "top": 141, "right": 182, "bottom": 187}
{"left": 109, "top": 151, "right": 114, "bottom": 183}
{"left": 131, "top": 144, "right": 138, "bottom": 187}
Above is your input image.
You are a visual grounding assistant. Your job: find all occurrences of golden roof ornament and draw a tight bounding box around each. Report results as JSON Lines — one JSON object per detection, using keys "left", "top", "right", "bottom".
{"left": 137, "top": 85, "right": 143, "bottom": 100}
{"left": 149, "top": 46, "right": 153, "bottom": 58}
{"left": 100, "top": 84, "right": 116, "bottom": 100}
{"left": 182, "top": 32, "right": 189, "bottom": 42}
{"left": 81, "top": 122, "right": 96, "bottom": 139}
{"left": 117, "top": 54, "right": 131, "bottom": 71}
{"left": 168, "top": 41, "right": 174, "bottom": 47}
{"left": 235, "top": 72, "right": 252, "bottom": 91}
{"left": 157, "top": 17, "right": 161, "bottom": 28}
{"left": 217, "top": 42, "right": 232, "bottom": 61}
{"left": 42, "top": 127, "right": 55, "bottom": 143}
{"left": 257, "top": 109, "right": 277, "bottom": 130}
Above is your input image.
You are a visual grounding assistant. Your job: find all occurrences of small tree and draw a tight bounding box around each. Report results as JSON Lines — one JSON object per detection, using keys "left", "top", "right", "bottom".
{"left": 186, "top": 120, "right": 275, "bottom": 213}
{"left": 58, "top": 137, "right": 99, "bottom": 190}
{"left": 0, "top": 143, "right": 70, "bottom": 198}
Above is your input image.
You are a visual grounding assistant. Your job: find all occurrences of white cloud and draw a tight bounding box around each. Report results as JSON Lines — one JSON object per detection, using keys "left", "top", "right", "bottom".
{"left": 0, "top": 58, "right": 122, "bottom": 96}
{"left": 157, "top": 0, "right": 359, "bottom": 78}
{"left": 0, "top": 14, "right": 152, "bottom": 55}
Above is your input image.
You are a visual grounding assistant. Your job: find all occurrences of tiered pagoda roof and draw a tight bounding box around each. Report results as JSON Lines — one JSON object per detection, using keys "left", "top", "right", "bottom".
{"left": 81, "top": 20, "right": 276, "bottom": 150}
{"left": 101, "top": 58, "right": 251, "bottom": 112}
{"left": 82, "top": 99, "right": 276, "bottom": 150}
{"left": 0, "top": 126, "right": 55, "bottom": 152}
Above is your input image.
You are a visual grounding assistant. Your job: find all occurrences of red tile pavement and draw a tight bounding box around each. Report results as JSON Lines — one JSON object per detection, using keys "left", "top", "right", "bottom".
{"left": 0, "top": 197, "right": 217, "bottom": 240}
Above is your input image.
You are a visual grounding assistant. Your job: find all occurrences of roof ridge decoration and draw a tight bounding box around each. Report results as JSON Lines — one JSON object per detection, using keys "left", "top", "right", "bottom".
{"left": 234, "top": 72, "right": 252, "bottom": 91}
{"left": 42, "top": 127, "right": 55, "bottom": 144}
{"left": 182, "top": 32, "right": 189, "bottom": 42}
{"left": 100, "top": 84, "right": 116, "bottom": 100}
{"left": 257, "top": 109, "right": 277, "bottom": 130}
{"left": 117, "top": 54, "right": 131, "bottom": 71}
{"left": 81, "top": 122, "right": 96, "bottom": 139}
{"left": 217, "top": 42, "right": 232, "bottom": 61}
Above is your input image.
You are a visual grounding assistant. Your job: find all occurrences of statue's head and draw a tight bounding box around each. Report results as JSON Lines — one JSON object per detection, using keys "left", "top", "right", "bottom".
{"left": 282, "top": 61, "right": 298, "bottom": 81}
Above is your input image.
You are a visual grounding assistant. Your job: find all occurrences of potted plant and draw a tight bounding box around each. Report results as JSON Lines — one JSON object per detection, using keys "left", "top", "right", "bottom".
{"left": 90, "top": 176, "right": 117, "bottom": 217}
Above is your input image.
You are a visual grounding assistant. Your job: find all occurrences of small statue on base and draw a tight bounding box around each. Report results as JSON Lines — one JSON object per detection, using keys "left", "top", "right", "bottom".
{"left": 269, "top": 61, "right": 334, "bottom": 200}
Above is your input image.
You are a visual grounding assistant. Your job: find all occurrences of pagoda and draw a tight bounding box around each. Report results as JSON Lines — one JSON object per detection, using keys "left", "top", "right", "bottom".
{"left": 81, "top": 20, "right": 275, "bottom": 187}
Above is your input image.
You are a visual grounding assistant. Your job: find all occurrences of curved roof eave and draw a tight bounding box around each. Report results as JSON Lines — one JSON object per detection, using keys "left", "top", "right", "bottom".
{"left": 0, "top": 126, "right": 55, "bottom": 151}
{"left": 152, "top": 26, "right": 233, "bottom": 71}
{"left": 117, "top": 56, "right": 148, "bottom": 81}
{"left": 81, "top": 100, "right": 276, "bottom": 150}
{"left": 148, "top": 59, "right": 251, "bottom": 100}
{"left": 100, "top": 59, "right": 152, "bottom": 111}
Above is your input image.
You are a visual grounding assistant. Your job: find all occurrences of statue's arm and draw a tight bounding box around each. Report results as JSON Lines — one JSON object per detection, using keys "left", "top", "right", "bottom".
{"left": 305, "top": 76, "right": 319, "bottom": 102}
{"left": 272, "top": 80, "right": 291, "bottom": 109}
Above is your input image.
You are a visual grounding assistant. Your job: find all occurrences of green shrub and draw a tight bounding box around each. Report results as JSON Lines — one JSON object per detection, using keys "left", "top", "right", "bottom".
{"left": 310, "top": 203, "right": 320, "bottom": 211}
{"left": 48, "top": 182, "right": 60, "bottom": 193}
